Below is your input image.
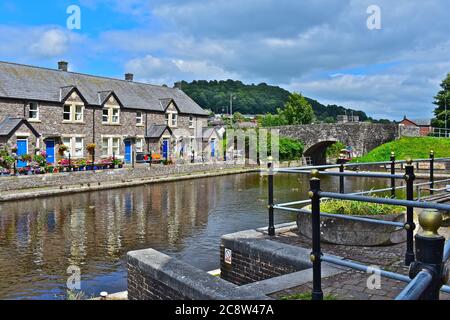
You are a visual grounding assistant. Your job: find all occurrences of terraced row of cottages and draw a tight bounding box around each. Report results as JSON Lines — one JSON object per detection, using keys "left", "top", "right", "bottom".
{"left": 0, "top": 61, "right": 221, "bottom": 166}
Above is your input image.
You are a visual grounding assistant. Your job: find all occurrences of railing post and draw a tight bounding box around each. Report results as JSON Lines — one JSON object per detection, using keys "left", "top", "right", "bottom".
{"left": 68, "top": 153, "right": 72, "bottom": 172}
{"left": 430, "top": 150, "right": 434, "bottom": 195}
{"left": 339, "top": 163, "right": 345, "bottom": 194}
{"left": 408, "top": 209, "right": 447, "bottom": 300}
{"left": 309, "top": 170, "right": 323, "bottom": 300}
{"left": 267, "top": 157, "right": 275, "bottom": 236}
{"left": 390, "top": 152, "right": 396, "bottom": 198}
{"left": 405, "top": 158, "right": 416, "bottom": 266}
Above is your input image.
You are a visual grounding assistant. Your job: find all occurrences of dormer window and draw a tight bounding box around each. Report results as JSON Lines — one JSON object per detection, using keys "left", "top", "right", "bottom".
{"left": 102, "top": 105, "right": 120, "bottom": 124}
{"left": 63, "top": 104, "right": 84, "bottom": 123}
{"left": 166, "top": 111, "right": 178, "bottom": 127}
{"left": 28, "top": 102, "right": 39, "bottom": 121}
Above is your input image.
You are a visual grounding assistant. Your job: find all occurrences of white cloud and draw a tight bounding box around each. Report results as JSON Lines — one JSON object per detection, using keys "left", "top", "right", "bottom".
{"left": 29, "top": 29, "right": 70, "bottom": 58}
{"left": 125, "top": 55, "right": 237, "bottom": 85}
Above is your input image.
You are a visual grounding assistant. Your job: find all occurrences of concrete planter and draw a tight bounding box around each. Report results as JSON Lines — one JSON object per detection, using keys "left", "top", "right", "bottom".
{"left": 297, "top": 210, "right": 406, "bottom": 246}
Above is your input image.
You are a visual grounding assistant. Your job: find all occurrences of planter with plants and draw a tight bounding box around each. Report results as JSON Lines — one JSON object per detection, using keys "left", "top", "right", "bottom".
{"left": 298, "top": 199, "right": 406, "bottom": 246}
{"left": 58, "top": 144, "right": 69, "bottom": 156}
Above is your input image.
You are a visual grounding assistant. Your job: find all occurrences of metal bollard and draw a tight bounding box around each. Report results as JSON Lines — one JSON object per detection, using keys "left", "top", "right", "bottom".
{"left": 404, "top": 158, "right": 416, "bottom": 266}
{"left": 309, "top": 170, "right": 323, "bottom": 300}
{"left": 430, "top": 151, "right": 434, "bottom": 195}
{"left": 267, "top": 157, "right": 275, "bottom": 236}
{"left": 408, "top": 209, "right": 447, "bottom": 300}
{"left": 339, "top": 163, "right": 345, "bottom": 194}
{"left": 390, "top": 152, "right": 396, "bottom": 198}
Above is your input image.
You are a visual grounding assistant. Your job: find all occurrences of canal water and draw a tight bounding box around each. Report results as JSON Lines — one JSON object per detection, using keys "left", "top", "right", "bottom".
{"left": 0, "top": 172, "right": 392, "bottom": 299}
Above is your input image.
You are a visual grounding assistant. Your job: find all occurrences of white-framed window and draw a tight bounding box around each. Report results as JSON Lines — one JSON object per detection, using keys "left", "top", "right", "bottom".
{"left": 165, "top": 113, "right": 169, "bottom": 126}
{"left": 136, "top": 138, "right": 144, "bottom": 153}
{"left": 74, "top": 137, "right": 84, "bottom": 157}
{"left": 102, "top": 136, "right": 122, "bottom": 156}
{"left": 62, "top": 137, "right": 71, "bottom": 157}
{"left": 29, "top": 102, "right": 39, "bottom": 120}
{"left": 136, "top": 112, "right": 143, "bottom": 126}
{"left": 63, "top": 105, "right": 71, "bottom": 121}
{"left": 75, "top": 105, "right": 83, "bottom": 122}
{"left": 166, "top": 112, "right": 178, "bottom": 127}
{"left": 62, "top": 136, "right": 84, "bottom": 157}
{"left": 102, "top": 106, "right": 120, "bottom": 124}
{"left": 189, "top": 116, "right": 195, "bottom": 128}
{"left": 63, "top": 104, "right": 84, "bottom": 123}
{"left": 171, "top": 114, "right": 178, "bottom": 127}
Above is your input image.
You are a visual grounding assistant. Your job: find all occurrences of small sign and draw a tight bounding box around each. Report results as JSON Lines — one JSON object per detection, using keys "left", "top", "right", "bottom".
{"left": 224, "top": 248, "right": 232, "bottom": 265}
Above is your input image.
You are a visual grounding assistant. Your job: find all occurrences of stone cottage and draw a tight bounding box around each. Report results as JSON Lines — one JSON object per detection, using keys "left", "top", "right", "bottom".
{"left": 0, "top": 61, "right": 215, "bottom": 165}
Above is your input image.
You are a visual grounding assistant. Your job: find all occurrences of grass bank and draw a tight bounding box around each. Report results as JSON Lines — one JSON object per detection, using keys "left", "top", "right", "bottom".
{"left": 352, "top": 137, "right": 450, "bottom": 162}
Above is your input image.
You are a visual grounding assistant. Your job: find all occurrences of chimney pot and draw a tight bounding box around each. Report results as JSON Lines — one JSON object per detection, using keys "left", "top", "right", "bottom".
{"left": 58, "top": 61, "right": 68, "bottom": 72}
{"left": 125, "top": 73, "right": 134, "bottom": 81}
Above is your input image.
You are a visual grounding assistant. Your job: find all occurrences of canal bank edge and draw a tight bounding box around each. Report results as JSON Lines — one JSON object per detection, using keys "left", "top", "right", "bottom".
{"left": 0, "top": 164, "right": 259, "bottom": 202}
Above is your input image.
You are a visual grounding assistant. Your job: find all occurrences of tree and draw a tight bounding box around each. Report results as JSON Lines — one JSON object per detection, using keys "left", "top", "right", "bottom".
{"left": 432, "top": 73, "right": 450, "bottom": 128}
{"left": 280, "top": 93, "right": 314, "bottom": 125}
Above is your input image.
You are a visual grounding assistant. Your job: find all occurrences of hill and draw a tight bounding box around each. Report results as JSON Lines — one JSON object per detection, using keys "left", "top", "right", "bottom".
{"left": 351, "top": 137, "right": 450, "bottom": 162}
{"left": 176, "top": 80, "right": 373, "bottom": 122}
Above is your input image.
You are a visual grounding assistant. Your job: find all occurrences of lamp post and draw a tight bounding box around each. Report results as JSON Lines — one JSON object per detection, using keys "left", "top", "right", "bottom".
{"left": 230, "top": 94, "right": 236, "bottom": 117}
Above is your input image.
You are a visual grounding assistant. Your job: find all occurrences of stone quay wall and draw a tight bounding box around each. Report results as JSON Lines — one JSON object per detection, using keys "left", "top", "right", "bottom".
{"left": 0, "top": 163, "right": 255, "bottom": 193}
{"left": 220, "top": 228, "right": 313, "bottom": 285}
{"left": 127, "top": 249, "right": 270, "bottom": 300}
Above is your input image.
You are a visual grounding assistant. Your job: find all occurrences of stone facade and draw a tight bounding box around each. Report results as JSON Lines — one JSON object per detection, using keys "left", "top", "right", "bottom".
{"left": 277, "top": 123, "right": 399, "bottom": 164}
{"left": 0, "top": 95, "right": 210, "bottom": 164}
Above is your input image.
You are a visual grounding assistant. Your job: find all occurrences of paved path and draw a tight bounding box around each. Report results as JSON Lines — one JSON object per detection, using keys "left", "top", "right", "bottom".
{"left": 269, "top": 228, "right": 450, "bottom": 300}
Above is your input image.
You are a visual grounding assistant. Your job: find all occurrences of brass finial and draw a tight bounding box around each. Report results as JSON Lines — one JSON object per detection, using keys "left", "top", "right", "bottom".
{"left": 311, "top": 169, "right": 320, "bottom": 179}
{"left": 406, "top": 157, "right": 413, "bottom": 165}
{"left": 268, "top": 156, "right": 274, "bottom": 163}
{"left": 418, "top": 209, "right": 443, "bottom": 238}
{"left": 391, "top": 151, "right": 395, "bottom": 156}
{"left": 430, "top": 150, "right": 434, "bottom": 156}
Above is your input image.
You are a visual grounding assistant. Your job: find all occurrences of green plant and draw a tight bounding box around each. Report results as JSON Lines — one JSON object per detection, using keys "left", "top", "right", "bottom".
{"left": 34, "top": 154, "right": 47, "bottom": 167}
{"left": 326, "top": 141, "right": 346, "bottom": 158}
{"left": 86, "top": 143, "right": 96, "bottom": 153}
{"left": 280, "top": 292, "right": 336, "bottom": 300}
{"left": 20, "top": 154, "right": 32, "bottom": 162}
{"left": 58, "top": 144, "right": 69, "bottom": 154}
{"left": 316, "top": 199, "right": 405, "bottom": 216}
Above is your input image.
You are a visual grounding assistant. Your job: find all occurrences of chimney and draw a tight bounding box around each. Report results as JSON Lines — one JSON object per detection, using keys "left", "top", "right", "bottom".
{"left": 125, "top": 73, "right": 134, "bottom": 82}
{"left": 58, "top": 61, "right": 68, "bottom": 72}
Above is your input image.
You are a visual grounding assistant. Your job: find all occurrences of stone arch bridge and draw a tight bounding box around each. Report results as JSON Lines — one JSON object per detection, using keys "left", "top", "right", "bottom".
{"left": 277, "top": 123, "right": 399, "bottom": 164}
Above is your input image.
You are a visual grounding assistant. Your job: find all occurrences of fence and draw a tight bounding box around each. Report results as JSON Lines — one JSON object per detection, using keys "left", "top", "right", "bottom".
{"left": 266, "top": 153, "right": 450, "bottom": 300}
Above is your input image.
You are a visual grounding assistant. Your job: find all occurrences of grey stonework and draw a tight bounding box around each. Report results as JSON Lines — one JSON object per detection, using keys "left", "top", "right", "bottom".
{"left": 0, "top": 97, "right": 208, "bottom": 161}
{"left": 128, "top": 248, "right": 271, "bottom": 300}
{"left": 277, "top": 123, "right": 399, "bottom": 164}
{"left": 0, "top": 163, "right": 251, "bottom": 193}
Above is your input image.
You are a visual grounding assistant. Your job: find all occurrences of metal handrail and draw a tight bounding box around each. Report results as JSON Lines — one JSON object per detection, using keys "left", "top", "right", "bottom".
{"left": 444, "top": 241, "right": 450, "bottom": 263}
{"left": 395, "top": 270, "right": 434, "bottom": 300}
{"left": 318, "top": 191, "right": 450, "bottom": 211}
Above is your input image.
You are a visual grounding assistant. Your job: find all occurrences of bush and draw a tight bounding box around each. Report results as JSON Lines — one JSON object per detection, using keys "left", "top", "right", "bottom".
{"left": 317, "top": 199, "right": 404, "bottom": 216}
{"left": 279, "top": 137, "right": 304, "bottom": 162}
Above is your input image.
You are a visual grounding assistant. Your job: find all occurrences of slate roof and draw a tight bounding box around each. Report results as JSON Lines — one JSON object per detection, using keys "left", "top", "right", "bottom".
{"left": 202, "top": 127, "right": 217, "bottom": 141}
{"left": 411, "top": 119, "right": 431, "bottom": 126}
{"left": 0, "top": 61, "right": 208, "bottom": 116}
{"left": 0, "top": 117, "right": 40, "bottom": 137}
{"left": 146, "top": 125, "right": 172, "bottom": 139}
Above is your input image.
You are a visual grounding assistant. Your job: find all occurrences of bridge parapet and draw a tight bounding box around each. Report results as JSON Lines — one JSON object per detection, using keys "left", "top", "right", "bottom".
{"left": 275, "top": 123, "right": 398, "bottom": 164}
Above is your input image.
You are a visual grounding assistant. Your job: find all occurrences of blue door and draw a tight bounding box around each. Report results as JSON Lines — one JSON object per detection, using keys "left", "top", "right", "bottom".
{"left": 17, "top": 140, "right": 28, "bottom": 168}
{"left": 211, "top": 139, "right": 216, "bottom": 158}
{"left": 45, "top": 140, "right": 55, "bottom": 164}
{"left": 162, "top": 139, "right": 169, "bottom": 160}
{"left": 125, "top": 140, "right": 132, "bottom": 164}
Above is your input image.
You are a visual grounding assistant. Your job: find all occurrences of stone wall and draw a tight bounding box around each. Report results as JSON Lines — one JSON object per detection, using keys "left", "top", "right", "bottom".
{"left": 128, "top": 248, "right": 269, "bottom": 300}
{"left": 220, "top": 229, "right": 312, "bottom": 285}
{"left": 398, "top": 125, "right": 420, "bottom": 137}
{"left": 0, "top": 163, "right": 252, "bottom": 192}
{"left": 277, "top": 123, "right": 399, "bottom": 164}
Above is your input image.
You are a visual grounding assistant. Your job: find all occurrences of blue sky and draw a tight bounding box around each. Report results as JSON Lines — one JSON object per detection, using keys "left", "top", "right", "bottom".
{"left": 0, "top": 0, "right": 449, "bottom": 120}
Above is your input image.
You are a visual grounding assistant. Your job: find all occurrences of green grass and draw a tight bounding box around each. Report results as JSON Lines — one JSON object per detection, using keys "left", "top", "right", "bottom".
{"left": 351, "top": 137, "right": 450, "bottom": 163}
{"left": 280, "top": 292, "right": 337, "bottom": 300}
{"left": 306, "top": 199, "right": 404, "bottom": 216}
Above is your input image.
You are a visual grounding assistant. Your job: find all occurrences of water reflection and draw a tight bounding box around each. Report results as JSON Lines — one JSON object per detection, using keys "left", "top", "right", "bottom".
{"left": 0, "top": 172, "right": 395, "bottom": 299}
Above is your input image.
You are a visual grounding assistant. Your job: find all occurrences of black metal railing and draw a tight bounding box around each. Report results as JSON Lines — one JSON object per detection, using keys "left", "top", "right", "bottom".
{"left": 266, "top": 153, "right": 450, "bottom": 300}
{"left": 267, "top": 151, "right": 450, "bottom": 238}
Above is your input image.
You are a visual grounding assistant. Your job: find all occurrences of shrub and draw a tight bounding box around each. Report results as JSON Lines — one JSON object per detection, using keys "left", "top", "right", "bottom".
{"left": 316, "top": 199, "right": 405, "bottom": 216}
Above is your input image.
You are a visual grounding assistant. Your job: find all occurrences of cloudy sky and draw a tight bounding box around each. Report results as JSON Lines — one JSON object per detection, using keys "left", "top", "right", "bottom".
{"left": 0, "top": 0, "right": 449, "bottom": 120}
